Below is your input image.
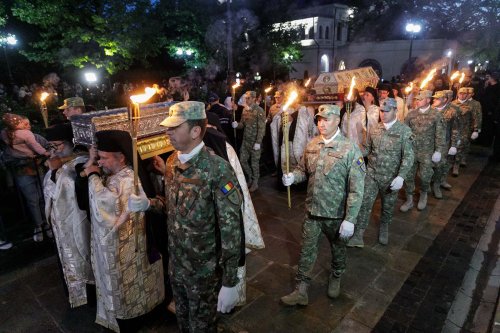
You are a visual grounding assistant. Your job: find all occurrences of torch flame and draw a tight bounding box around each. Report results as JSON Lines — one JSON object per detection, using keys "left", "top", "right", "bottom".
{"left": 419, "top": 68, "right": 437, "bottom": 90}
{"left": 450, "top": 71, "right": 460, "bottom": 81}
{"left": 459, "top": 72, "right": 465, "bottom": 84}
{"left": 404, "top": 82, "right": 414, "bottom": 95}
{"left": 265, "top": 86, "right": 272, "bottom": 93}
{"left": 40, "top": 92, "right": 49, "bottom": 102}
{"left": 283, "top": 91, "right": 298, "bottom": 111}
{"left": 232, "top": 83, "right": 240, "bottom": 90}
{"left": 346, "top": 76, "right": 356, "bottom": 101}
{"left": 130, "top": 87, "right": 157, "bottom": 104}
{"left": 304, "top": 78, "right": 311, "bottom": 87}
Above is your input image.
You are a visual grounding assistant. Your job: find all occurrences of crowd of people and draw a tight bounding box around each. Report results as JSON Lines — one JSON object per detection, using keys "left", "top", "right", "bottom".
{"left": 0, "top": 67, "right": 499, "bottom": 332}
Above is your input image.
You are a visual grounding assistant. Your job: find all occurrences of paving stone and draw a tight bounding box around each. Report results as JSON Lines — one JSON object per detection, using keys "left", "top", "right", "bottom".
{"left": 371, "top": 268, "right": 408, "bottom": 298}
{"left": 248, "top": 262, "right": 296, "bottom": 298}
{"left": 256, "top": 235, "right": 300, "bottom": 264}
{"left": 404, "top": 234, "right": 434, "bottom": 255}
{"left": 388, "top": 249, "right": 421, "bottom": 273}
{"left": 333, "top": 316, "right": 372, "bottom": 333}
{"left": 350, "top": 288, "right": 392, "bottom": 327}
{"left": 469, "top": 301, "right": 496, "bottom": 333}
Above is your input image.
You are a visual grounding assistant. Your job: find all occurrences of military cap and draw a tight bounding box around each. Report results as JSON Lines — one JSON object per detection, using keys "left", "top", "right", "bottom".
{"left": 245, "top": 91, "right": 257, "bottom": 98}
{"left": 380, "top": 98, "right": 398, "bottom": 112}
{"left": 160, "top": 101, "right": 206, "bottom": 128}
{"left": 45, "top": 123, "right": 74, "bottom": 142}
{"left": 58, "top": 97, "right": 85, "bottom": 110}
{"left": 466, "top": 87, "right": 474, "bottom": 93}
{"left": 432, "top": 90, "right": 447, "bottom": 99}
{"left": 414, "top": 90, "right": 433, "bottom": 100}
{"left": 315, "top": 104, "right": 340, "bottom": 119}
{"left": 458, "top": 87, "right": 468, "bottom": 93}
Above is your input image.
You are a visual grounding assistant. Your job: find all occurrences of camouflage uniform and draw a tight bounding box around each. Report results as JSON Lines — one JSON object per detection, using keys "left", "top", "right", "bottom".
{"left": 150, "top": 147, "right": 242, "bottom": 333}
{"left": 452, "top": 98, "right": 474, "bottom": 165}
{"left": 404, "top": 107, "right": 446, "bottom": 195}
{"left": 238, "top": 103, "right": 266, "bottom": 184}
{"left": 433, "top": 98, "right": 461, "bottom": 185}
{"left": 292, "top": 132, "right": 365, "bottom": 282}
{"left": 356, "top": 121, "right": 414, "bottom": 229}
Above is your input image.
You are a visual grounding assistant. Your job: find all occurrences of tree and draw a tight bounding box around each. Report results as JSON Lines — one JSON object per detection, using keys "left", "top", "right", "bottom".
{"left": 11, "top": 0, "right": 165, "bottom": 74}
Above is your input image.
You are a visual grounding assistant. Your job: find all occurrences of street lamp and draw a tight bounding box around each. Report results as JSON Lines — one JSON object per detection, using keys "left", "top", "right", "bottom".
{"left": 405, "top": 23, "right": 421, "bottom": 74}
{"left": 1, "top": 33, "right": 18, "bottom": 85}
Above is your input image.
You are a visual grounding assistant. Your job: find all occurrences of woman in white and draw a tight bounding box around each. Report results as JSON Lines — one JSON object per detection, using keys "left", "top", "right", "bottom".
{"left": 362, "top": 86, "right": 381, "bottom": 134}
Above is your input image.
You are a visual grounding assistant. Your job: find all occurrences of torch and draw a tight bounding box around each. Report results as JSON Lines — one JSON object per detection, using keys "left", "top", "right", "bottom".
{"left": 40, "top": 92, "right": 49, "bottom": 128}
{"left": 304, "top": 78, "right": 311, "bottom": 88}
{"left": 449, "top": 71, "right": 460, "bottom": 90}
{"left": 345, "top": 76, "right": 356, "bottom": 138}
{"left": 420, "top": 68, "right": 437, "bottom": 90}
{"left": 264, "top": 86, "right": 272, "bottom": 116}
{"left": 232, "top": 82, "right": 240, "bottom": 143}
{"left": 404, "top": 82, "right": 413, "bottom": 110}
{"left": 129, "top": 86, "right": 156, "bottom": 250}
{"left": 282, "top": 90, "right": 298, "bottom": 209}
{"left": 458, "top": 72, "right": 465, "bottom": 88}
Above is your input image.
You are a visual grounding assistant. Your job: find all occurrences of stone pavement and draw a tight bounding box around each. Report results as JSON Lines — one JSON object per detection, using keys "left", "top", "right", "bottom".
{"left": 0, "top": 146, "right": 499, "bottom": 333}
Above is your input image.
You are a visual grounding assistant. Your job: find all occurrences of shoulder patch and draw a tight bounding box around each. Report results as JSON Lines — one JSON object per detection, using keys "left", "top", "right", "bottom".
{"left": 220, "top": 181, "right": 235, "bottom": 195}
{"left": 356, "top": 157, "right": 366, "bottom": 172}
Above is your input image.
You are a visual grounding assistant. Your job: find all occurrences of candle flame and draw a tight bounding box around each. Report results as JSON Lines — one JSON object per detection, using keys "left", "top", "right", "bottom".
{"left": 346, "top": 76, "right": 356, "bottom": 101}
{"left": 459, "top": 72, "right": 465, "bottom": 84}
{"left": 404, "top": 82, "right": 414, "bottom": 94}
{"left": 450, "top": 71, "right": 460, "bottom": 81}
{"left": 130, "top": 87, "right": 156, "bottom": 104}
{"left": 265, "top": 86, "right": 272, "bottom": 93}
{"left": 232, "top": 83, "right": 240, "bottom": 90}
{"left": 419, "top": 68, "right": 437, "bottom": 89}
{"left": 283, "top": 91, "right": 298, "bottom": 111}
{"left": 304, "top": 78, "right": 311, "bottom": 87}
{"left": 40, "top": 92, "right": 49, "bottom": 102}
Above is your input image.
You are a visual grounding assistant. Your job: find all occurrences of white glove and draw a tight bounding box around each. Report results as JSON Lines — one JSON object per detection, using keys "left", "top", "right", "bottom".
{"left": 448, "top": 147, "right": 457, "bottom": 155}
{"left": 253, "top": 143, "right": 260, "bottom": 151}
{"left": 471, "top": 131, "right": 479, "bottom": 140}
{"left": 128, "top": 193, "right": 150, "bottom": 212}
{"left": 217, "top": 286, "right": 238, "bottom": 313}
{"left": 390, "top": 176, "right": 404, "bottom": 191}
{"left": 339, "top": 220, "right": 355, "bottom": 238}
{"left": 231, "top": 121, "right": 238, "bottom": 128}
{"left": 431, "top": 151, "right": 441, "bottom": 163}
{"left": 282, "top": 173, "right": 294, "bottom": 186}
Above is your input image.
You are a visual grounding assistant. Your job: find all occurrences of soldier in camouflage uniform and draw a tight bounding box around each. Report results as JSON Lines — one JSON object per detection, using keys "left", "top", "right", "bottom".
{"left": 348, "top": 98, "right": 414, "bottom": 248}
{"left": 451, "top": 87, "right": 481, "bottom": 175}
{"left": 129, "top": 101, "right": 243, "bottom": 333}
{"left": 232, "top": 91, "right": 266, "bottom": 192}
{"left": 400, "top": 90, "right": 446, "bottom": 212}
{"left": 431, "top": 90, "right": 461, "bottom": 198}
{"left": 280, "top": 104, "right": 365, "bottom": 305}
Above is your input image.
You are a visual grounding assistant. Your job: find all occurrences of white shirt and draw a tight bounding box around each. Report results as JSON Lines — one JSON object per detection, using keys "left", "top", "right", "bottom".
{"left": 322, "top": 128, "right": 340, "bottom": 144}
{"left": 177, "top": 141, "right": 205, "bottom": 164}
{"left": 383, "top": 118, "right": 397, "bottom": 130}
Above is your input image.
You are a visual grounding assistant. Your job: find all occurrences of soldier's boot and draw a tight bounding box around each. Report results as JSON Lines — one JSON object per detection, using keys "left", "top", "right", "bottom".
{"left": 379, "top": 223, "right": 389, "bottom": 245}
{"left": 452, "top": 163, "right": 460, "bottom": 177}
{"left": 281, "top": 282, "right": 309, "bottom": 306}
{"left": 249, "top": 181, "right": 259, "bottom": 192}
{"left": 417, "top": 192, "right": 428, "bottom": 210}
{"left": 347, "top": 228, "right": 365, "bottom": 248}
{"left": 441, "top": 182, "right": 452, "bottom": 190}
{"left": 399, "top": 195, "right": 414, "bottom": 212}
{"left": 433, "top": 183, "right": 443, "bottom": 199}
{"left": 327, "top": 275, "right": 341, "bottom": 298}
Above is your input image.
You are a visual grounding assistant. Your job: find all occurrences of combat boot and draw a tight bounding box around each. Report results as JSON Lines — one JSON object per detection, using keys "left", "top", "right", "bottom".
{"left": 379, "top": 223, "right": 389, "bottom": 245}
{"left": 399, "top": 195, "right": 414, "bottom": 212}
{"left": 417, "top": 192, "right": 428, "bottom": 210}
{"left": 452, "top": 164, "right": 459, "bottom": 177}
{"left": 281, "top": 282, "right": 308, "bottom": 306}
{"left": 433, "top": 183, "right": 443, "bottom": 199}
{"left": 441, "top": 182, "right": 452, "bottom": 190}
{"left": 347, "top": 228, "right": 365, "bottom": 248}
{"left": 327, "top": 275, "right": 341, "bottom": 298}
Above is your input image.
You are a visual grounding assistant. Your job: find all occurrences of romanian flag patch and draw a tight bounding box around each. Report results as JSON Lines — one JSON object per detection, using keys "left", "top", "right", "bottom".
{"left": 220, "top": 181, "right": 235, "bottom": 195}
